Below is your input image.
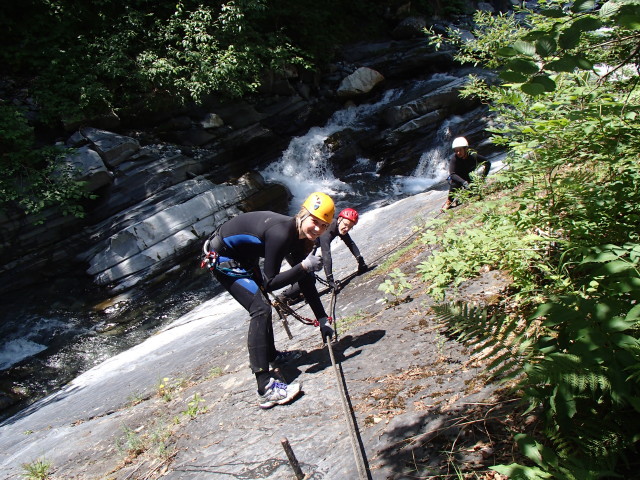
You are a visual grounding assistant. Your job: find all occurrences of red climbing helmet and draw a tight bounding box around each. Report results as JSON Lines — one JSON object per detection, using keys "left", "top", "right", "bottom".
{"left": 338, "top": 208, "right": 359, "bottom": 224}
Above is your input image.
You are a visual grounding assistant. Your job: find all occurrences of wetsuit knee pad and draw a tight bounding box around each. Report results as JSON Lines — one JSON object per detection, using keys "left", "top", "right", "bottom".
{"left": 248, "top": 291, "right": 272, "bottom": 322}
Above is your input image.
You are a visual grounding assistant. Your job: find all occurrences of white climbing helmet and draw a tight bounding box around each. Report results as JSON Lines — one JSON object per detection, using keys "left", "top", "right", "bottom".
{"left": 452, "top": 137, "right": 469, "bottom": 149}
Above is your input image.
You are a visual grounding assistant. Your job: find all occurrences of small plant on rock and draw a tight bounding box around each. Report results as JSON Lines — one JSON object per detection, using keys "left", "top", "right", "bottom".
{"left": 378, "top": 268, "right": 412, "bottom": 306}
{"left": 183, "top": 393, "right": 206, "bottom": 419}
{"left": 156, "top": 376, "right": 185, "bottom": 402}
{"left": 21, "top": 458, "right": 52, "bottom": 480}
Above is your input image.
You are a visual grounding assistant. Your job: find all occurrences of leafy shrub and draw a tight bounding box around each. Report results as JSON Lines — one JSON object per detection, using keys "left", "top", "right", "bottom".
{"left": 421, "top": 1, "right": 640, "bottom": 476}
{"left": 0, "top": 105, "right": 91, "bottom": 217}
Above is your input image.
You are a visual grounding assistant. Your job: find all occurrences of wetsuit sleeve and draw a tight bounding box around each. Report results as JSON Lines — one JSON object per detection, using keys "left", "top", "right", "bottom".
{"left": 262, "top": 226, "right": 306, "bottom": 292}
{"left": 298, "top": 274, "right": 328, "bottom": 320}
{"left": 341, "top": 233, "right": 361, "bottom": 258}
{"left": 318, "top": 232, "right": 334, "bottom": 278}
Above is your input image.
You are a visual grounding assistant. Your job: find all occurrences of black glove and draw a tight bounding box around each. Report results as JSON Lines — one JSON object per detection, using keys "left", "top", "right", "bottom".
{"left": 326, "top": 274, "right": 339, "bottom": 291}
{"left": 462, "top": 180, "right": 470, "bottom": 189}
{"left": 318, "top": 317, "right": 334, "bottom": 343}
{"left": 357, "top": 256, "right": 368, "bottom": 273}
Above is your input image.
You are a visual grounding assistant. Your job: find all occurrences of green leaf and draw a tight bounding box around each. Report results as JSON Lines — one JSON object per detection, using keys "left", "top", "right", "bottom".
{"left": 521, "top": 81, "right": 546, "bottom": 96}
{"left": 507, "top": 58, "right": 540, "bottom": 74}
{"left": 604, "top": 316, "right": 632, "bottom": 332}
{"left": 596, "top": 259, "right": 632, "bottom": 275}
{"left": 523, "top": 30, "right": 552, "bottom": 41}
{"left": 540, "top": 8, "right": 567, "bottom": 18}
{"left": 559, "top": 28, "right": 582, "bottom": 49}
{"left": 572, "top": 16, "right": 603, "bottom": 32}
{"left": 492, "top": 463, "right": 553, "bottom": 478}
{"left": 513, "top": 40, "right": 536, "bottom": 56}
{"left": 626, "top": 304, "right": 640, "bottom": 321}
{"left": 497, "top": 46, "right": 519, "bottom": 57}
{"left": 571, "top": 0, "right": 596, "bottom": 13}
{"left": 579, "top": 56, "right": 596, "bottom": 69}
{"left": 500, "top": 70, "right": 528, "bottom": 83}
{"left": 611, "top": 333, "right": 640, "bottom": 348}
{"left": 530, "top": 75, "right": 556, "bottom": 92}
{"left": 600, "top": 1, "right": 621, "bottom": 18}
{"left": 545, "top": 55, "right": 578, "bottom": 72}
{"left": 617, "top": 13, "right": 640, "bottom": 29}
{"left": 515, "top": 434, "right": 545, "bottom": 466}
{"left": 535, "top": 36, "right": 557, "bottom": 57}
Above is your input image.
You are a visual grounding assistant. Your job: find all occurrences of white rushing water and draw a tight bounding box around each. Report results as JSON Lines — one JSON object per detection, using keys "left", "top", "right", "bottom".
{"left": 260, "top": 78, "right": 461, "bottom": 213}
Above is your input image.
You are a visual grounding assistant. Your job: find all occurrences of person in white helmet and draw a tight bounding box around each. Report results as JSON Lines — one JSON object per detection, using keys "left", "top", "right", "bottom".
{"left": 442, "top": 136, "right": 490, "bottom": 211}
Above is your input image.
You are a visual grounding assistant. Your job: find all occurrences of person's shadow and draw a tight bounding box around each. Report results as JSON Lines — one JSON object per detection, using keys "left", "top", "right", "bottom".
{"left": 277, "top": 329, "right": 386, "bottom": 382}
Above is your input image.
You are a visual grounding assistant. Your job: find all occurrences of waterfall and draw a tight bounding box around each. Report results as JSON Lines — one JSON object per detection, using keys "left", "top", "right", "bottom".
{"left": 398, "top": 116, "right": 468, "bottom": 195}
{"left": 260, "top": 88, "right": 404, "bottom": 213}
{"left": 260, "top": 75, "right": 478, "bottom": 213}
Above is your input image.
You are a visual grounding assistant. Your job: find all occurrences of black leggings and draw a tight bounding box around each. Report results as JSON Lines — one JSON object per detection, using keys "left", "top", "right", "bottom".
{"left": 213, "top": 271, "right": 276, "bottom": 375}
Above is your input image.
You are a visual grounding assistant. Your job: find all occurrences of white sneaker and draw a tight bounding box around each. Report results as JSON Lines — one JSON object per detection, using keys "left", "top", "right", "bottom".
{"left": 259, "top": 378, "right": 301, "bottom": 409}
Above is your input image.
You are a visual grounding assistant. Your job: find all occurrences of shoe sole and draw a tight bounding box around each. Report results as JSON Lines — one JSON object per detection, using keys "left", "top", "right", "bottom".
{"left": 259, "top": 383, "right": 302, "bottom": 409}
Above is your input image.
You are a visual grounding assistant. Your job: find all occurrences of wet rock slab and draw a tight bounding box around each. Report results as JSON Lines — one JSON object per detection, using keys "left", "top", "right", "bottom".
{"left": 0, "top": 189, "right": 510, "bottom": 479}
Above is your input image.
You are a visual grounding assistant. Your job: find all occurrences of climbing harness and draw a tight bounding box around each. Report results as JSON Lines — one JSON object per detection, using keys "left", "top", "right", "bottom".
{"left": 201, "top": 232, "right": 257, "bottom": 279}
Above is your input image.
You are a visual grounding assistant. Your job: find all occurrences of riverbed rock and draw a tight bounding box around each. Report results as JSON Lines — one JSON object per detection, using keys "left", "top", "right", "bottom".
{"left": 337, "top": 67, "right": 385, "bottom": 98}
{"left": 0, "top": 188, "right": 515, "bottom": 480}
{"left": 61, "top": 145, "right": 114, "bottom": 192}
{"left": 81, "top": 172, "right": 288, "bottom": 292}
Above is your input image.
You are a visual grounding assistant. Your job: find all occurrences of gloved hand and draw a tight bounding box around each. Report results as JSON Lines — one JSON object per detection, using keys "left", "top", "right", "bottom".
{"left": 357, "top": 256, "right": 368, "bottom": 273}
{"left": 462, "top": 180, "right": 470, "bottom": 189}
{"left": 326, "top": 274, "right": 339, "bottom": 291}
{"left": 318, "top": 317, "right": 334, "bottom": 343}
{"left": 301, "top": 252, "right": 323, "bottom": 272}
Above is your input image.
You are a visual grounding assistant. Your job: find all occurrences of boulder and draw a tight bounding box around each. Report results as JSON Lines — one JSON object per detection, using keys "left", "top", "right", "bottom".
{"left": 200, "top": 113, "right": 224, "bottom": 129}
{"left": 337, "top": 67, "right": 385, "bottom": 98}
{"left": 62, "top": 146, "right": 114, "bottom": 192}
{"left": 391, "top": 16, "right": 428, "bottom": 39}
{"left": 80, "top": 127, "right": 141, "bottom": 168}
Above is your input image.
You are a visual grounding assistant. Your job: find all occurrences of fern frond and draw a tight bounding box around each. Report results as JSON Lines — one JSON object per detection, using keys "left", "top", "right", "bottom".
{"left": 433, "top": 302, "right": 528, "bottom": 379}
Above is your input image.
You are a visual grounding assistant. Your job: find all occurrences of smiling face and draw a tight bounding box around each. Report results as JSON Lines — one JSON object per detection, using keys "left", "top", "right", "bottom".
{"left": 299, "top": 214, "right": 330, "bottom": 241}
{"left": 337, "top": 217, "right": 355, "bottom": 235}
{"left": 454, "top": 146, "right": 469, "bottom": 159}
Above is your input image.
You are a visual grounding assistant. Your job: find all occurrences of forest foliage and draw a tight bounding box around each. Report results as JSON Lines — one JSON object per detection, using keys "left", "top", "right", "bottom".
{"left": 416, "top": 0, "right": 640, "bottom": 477}
{"left": 0, "top": 0, "right": 392, "bottom": 217}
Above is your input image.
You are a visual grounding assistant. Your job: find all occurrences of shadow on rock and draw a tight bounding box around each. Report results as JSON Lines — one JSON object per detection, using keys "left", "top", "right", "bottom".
{"left": 303, "top": 329, "right": 386, "bottom": 375}
{"left": 370, "top": 398, "right": 518, "bottom": 478}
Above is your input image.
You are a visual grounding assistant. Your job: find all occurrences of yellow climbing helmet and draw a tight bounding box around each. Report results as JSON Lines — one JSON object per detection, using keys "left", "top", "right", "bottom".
{"left": 302, "top": 192, "right": 335, "bottom": 224}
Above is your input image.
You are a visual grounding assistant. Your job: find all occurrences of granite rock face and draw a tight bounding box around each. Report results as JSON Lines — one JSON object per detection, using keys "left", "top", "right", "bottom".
{"left": 0, "top": 188, "right": 513, "bottom": 480}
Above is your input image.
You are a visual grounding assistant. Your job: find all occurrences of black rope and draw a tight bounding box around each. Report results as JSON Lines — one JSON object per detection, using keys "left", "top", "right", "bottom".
{"left": 326, "top": 288, "right": 371, "bottom": 479}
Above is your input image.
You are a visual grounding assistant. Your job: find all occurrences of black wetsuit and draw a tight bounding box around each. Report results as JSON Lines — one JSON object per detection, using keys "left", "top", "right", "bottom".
{"left": 447, "top": 151, "right": 490, "bottom": 202}
{"left": 208, "top": 211, "right": 326, "bottom": 391}
{"left": 282, "top": 219, "right": 362, "bottom": 298}
{"left": 317, "top": 219, "right": 362, "bottom": 279}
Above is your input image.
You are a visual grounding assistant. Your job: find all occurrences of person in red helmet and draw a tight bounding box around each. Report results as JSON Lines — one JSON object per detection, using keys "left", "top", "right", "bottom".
{"left": 279, "top": 207, "right": 367, "bottom": 300}
{"left": 319, "top": 208, "right": 367, "bottom": 291}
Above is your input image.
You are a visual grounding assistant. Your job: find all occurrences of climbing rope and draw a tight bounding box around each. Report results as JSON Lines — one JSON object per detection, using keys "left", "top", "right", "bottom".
{"left": 326, "top": 288, "right": 372, "bottom": 479}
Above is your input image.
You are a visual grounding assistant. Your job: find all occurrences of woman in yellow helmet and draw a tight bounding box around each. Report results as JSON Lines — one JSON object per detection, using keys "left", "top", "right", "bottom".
{"left": 202, "top": 192, "right": 335, "bottom": 409}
